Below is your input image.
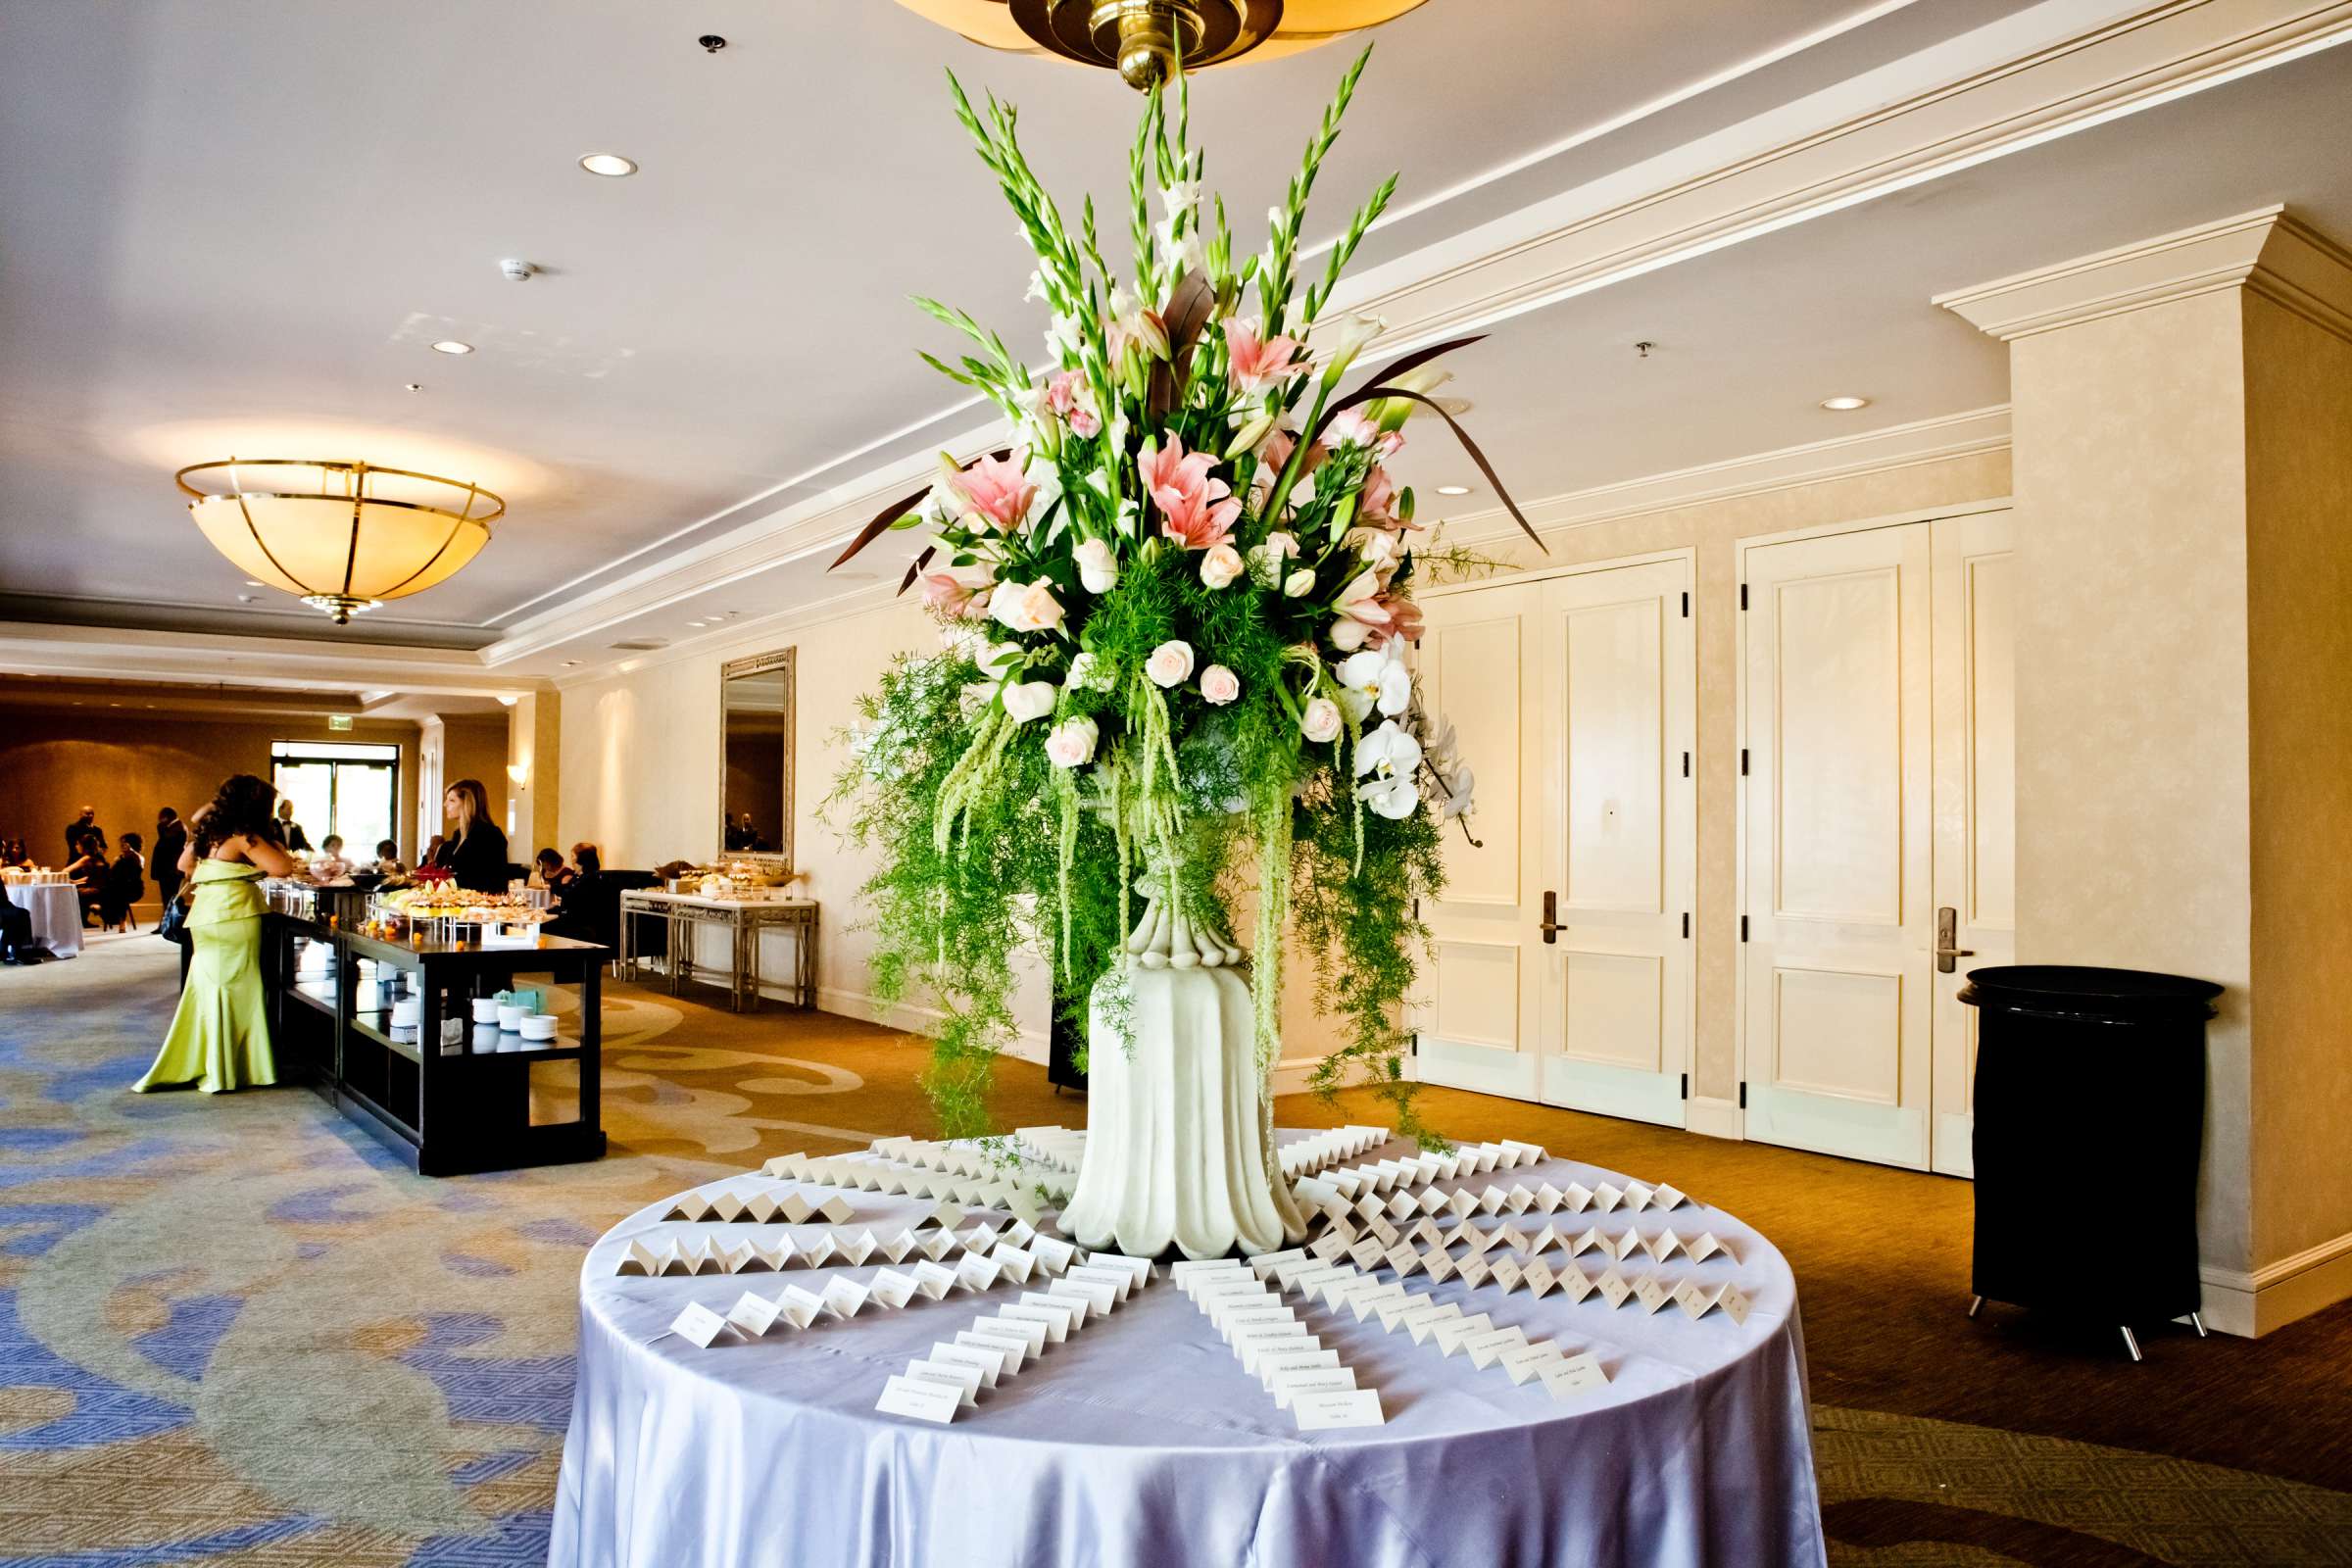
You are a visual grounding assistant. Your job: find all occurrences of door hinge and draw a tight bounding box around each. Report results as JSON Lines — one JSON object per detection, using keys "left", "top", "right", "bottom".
{"left": 1739, "top": 1081, "right": 1748, "bottom": 1109}
{"left": 1680, "top": 1072, "right": 1690, "bottom": 1101}
{"left": 1682, "top": 751, "right": 1690, "bottom": 778}
{"left": 1740, "top": 582, "right": 1748, "bottom": 611}
{"left": 1740, "top": 914, "right": 1749, "bottom": 942}
{"left": 1680, "top": 590, "right": 1689, "bottom": 618}
{"left": 1740, "top": 748, "right": 1748, "bottom": 776}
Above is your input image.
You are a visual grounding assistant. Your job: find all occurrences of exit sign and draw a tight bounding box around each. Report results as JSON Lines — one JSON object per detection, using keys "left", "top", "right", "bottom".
{"left": 328, "top": 714, "right": 354, "bottom": 732}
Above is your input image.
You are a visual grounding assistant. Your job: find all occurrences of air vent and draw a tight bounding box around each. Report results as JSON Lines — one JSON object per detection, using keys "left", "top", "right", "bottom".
{"left": 609, "top": 638, "right": 669, "bottom": 652}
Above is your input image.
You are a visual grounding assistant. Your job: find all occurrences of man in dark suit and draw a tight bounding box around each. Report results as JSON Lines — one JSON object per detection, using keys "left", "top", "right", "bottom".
{"left": 65, "top": 806, "right": 97, "bottom": 860}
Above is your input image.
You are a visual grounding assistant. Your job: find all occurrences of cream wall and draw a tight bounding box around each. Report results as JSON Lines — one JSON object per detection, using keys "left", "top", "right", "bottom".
{"left": 2243, "top": 292, "right": 2352, "bottom": 1278}
{"left": 559, "top": 449, "right": 2013, "bottom": 1092}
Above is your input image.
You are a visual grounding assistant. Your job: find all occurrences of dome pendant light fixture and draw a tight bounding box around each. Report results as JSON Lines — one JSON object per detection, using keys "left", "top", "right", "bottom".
{"left": 894, "top": 1, "right": 1428, "bottom": 90}
{"left": 176, "top": 459, "right": 502, "bottom": 624}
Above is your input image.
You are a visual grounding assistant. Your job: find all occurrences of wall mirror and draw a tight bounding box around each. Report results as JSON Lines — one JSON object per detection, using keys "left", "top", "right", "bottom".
{"left": 718, "top": 650, "right": 794, "bottom": 869}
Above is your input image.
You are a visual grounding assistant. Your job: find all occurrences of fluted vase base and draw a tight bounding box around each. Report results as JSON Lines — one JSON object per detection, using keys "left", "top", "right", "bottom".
{"left": 1059, "top": 964, "right": 1307, "bottom": 1260}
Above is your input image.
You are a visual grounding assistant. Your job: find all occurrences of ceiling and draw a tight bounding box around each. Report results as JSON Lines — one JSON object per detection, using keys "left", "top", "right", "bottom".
{"left": 2, "top": 0, "right": 2347, "bottom": 692}
{"left": 0, "top": 0, "right": 2044, "bottom": 643}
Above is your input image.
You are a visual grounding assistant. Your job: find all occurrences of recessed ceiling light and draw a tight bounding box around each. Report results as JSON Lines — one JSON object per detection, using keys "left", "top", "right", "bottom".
{"left": 686, "top": 619, "right": 707, "bottom": 628}
{"left": 1819, "top": 395, "right": 1870, "bottom": 411}
{"left": 1435, "top": 484, "right": 1473, "bottom": 497}
{"left": 431, "top": 340, "right": 473, "bottom": 356}
{"left": 562, "top": 660, "right": 581, "bottom": 667}
{"left": 244, "top": 578, "right": 265, "bottom": 586}
{"left": 579, "top": 153, "right": 639, "bottom": 177}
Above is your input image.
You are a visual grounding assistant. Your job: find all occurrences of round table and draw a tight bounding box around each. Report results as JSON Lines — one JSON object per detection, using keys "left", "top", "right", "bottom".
{"left": 551, "top": 1136, "right": 1825, "bottom": 1568}
{"left": 3, "top": 881, "right": 81, "bottom": 957}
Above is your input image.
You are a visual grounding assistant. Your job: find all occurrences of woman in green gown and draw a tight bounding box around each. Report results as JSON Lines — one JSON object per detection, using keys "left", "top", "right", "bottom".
{"left": 136, "top": 773, "right": 297, "bottom": 1094}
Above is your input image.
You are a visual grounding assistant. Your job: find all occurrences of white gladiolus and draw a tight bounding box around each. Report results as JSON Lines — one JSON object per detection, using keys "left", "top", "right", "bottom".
{"left": 1001, "top": 681, "right": 1058, "bottom": 723}
{"left": 1045, "top": 715, "right": 1100, "bottom": 767}
{"left": 1319, "top": 313, "right": 1386, "bottom": 386}
{"left": 1074, "top": 538, "right": 1119, "bottom": 594}
{"left": 1145, "top": 640, "right": 1196, "bottom": 688}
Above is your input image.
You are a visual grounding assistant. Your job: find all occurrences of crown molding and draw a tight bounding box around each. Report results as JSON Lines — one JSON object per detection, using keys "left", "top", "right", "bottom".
{"left": 1935, "top": 204, "right": 2352, "bottom": 341}
{"left": 1325, "top": 0, "right": 2352, "bottom": 355}
{"left": 0, "top": 620, "right": 548, "bottom": 699}
{"left": 1430, "top": 406, "right": 2011, "bottom": 548}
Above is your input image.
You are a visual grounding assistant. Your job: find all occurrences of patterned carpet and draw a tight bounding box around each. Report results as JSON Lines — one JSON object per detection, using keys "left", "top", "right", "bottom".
{"left": 1, "top": 934, "right": 2347, "bottom": 1566}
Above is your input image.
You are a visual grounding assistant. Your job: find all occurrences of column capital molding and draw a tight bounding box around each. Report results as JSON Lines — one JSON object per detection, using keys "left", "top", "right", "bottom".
{"left": 1935, "top": 205, "right": 2352, "bottom": 344}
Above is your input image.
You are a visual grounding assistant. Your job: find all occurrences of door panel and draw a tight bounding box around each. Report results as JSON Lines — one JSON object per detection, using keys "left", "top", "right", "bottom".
{"left": 1538, "top": 560, "right": 1694, "bottom": 1127}
{"left": 1416, "top": 584, "right": 1543, "bottom": 1101}
{"left": 1743, "top": 525, "right": 1934, "bottom": 1168}
{"left": 1415, "top": 558, "right": 1695, "bottom": 1125}
{"left": 1932, "top": 511, "right": 2017, "bottom": 1176}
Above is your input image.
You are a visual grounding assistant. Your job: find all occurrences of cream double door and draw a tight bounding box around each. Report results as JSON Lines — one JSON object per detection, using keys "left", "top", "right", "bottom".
{"left": 1414, "top": 555, "right": 1697, "bottom": 1127}
{"left": 1739, "top": 509, "right": 2014, "bottom": 1175}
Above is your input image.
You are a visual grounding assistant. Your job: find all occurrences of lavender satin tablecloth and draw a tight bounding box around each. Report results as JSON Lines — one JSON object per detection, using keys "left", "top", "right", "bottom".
{"left": 551, "top": 1134, "right": 1825, "bottom": 1568}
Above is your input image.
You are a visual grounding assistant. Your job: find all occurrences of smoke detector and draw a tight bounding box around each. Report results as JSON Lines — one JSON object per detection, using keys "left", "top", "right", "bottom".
{"left": 500, "top": 259, "right": 537, "bottom": 282}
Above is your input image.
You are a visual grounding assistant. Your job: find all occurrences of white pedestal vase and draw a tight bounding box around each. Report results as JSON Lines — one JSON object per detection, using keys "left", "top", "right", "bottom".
{"left": 1058, "top": 858, "right": 1307, "bottom": 1259}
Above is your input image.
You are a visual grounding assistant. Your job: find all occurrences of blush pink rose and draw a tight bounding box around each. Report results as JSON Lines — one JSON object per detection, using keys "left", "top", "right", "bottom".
{"left": 1145, "top": 640, "right": 1196, "bottom": 689}
{"left": 1200, "top": 664, "right": 1241, "bottom": 706}
{"left": 1200, "top": 543, "right": 1244, "bottom": 589}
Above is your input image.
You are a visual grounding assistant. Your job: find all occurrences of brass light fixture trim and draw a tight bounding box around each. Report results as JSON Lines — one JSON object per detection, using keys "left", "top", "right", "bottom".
{"left": 898, "top": 1, "right": 1429, "bottom": 90}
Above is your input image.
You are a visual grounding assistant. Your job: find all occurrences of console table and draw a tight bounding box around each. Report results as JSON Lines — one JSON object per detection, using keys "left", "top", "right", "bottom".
{"left": 617, "top": 891, "right": 817, "bottom": 1012}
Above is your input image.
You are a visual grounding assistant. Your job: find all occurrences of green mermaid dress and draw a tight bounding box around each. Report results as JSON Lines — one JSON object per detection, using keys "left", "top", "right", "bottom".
{"left": 136, "top": 861, "right": 277, "bottom": 1093}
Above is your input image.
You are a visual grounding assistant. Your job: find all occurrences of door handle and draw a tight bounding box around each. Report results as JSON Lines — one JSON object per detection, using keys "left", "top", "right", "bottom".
{"left": 1935, "top": 906, "right": 1975, "bottom": 974}
{"left": 1540, "top": 891, "right": 1561, "bottom": 945}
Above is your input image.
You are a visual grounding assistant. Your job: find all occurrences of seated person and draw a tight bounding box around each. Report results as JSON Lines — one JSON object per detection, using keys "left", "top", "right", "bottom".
{"left": 543, "top": 844, "right": 607, "bottom": 941}
{"left": 65, "top": 830, "right": 108, "bottom": 925}
{"left": 374, "top": 838, "right": 406, "bottom": 877}
{"left": 309, "top": 834, "right": 353, "bottom": 882}
{"left": 99, "top": 831, "right": 147, "bottom": 930}
{"left": 534, "top": 848, "right": 578, "bottom": 901}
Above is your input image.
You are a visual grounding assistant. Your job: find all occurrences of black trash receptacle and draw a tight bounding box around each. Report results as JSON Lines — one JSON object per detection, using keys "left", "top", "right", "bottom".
{"left": 1961, "top": 965, "right": 2221, "bottom": 1349}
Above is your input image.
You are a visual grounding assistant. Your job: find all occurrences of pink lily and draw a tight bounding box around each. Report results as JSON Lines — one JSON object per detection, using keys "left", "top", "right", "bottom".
{"left": 1224, "top": 318, "right": 1303, "bottom": 393}
{"left": 950, "top": 454, "right": 1037, "bottom": 533}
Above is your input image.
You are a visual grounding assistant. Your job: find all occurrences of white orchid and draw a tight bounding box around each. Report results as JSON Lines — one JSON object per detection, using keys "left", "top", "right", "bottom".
{"left": 1353, "top": 718, "right": 1424, "bottom": 820}
{"left": 1336, "top": 645, "right": 1411, "bottom": 722}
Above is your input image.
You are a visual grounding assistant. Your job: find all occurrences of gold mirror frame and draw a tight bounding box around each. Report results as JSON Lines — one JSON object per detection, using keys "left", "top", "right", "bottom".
{"left": 718, "top": 649, "right": 795, "bottom": 872}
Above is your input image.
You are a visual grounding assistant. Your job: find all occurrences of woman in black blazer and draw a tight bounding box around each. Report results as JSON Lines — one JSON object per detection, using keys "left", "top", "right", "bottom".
{"left": 426, "top": 778, "right": 510, "bottom": 893}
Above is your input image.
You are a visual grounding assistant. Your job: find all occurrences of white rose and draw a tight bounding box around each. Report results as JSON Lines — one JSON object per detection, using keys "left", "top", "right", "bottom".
{"left": 1200, "top": 664, "right": 1241, "bottom": 706}
{"left": 1001, "top": 681, "right": 1058, "bottom": 723}
{"left": 1044, "top": 715, "right": 1100, "bottom": 767}
{"left": 1200, "top": 543, "right": 1245, "bottom": 590}
{"left": 1062, "top": 651, "right": 1098, "bottom": 689}
{"left": 1282, "top": 567, "right": 1317, "bottom": 599}
{"left": 1145, "top": 640, "right": 1196, "bottom": 688}
{"left": 978, "top": 641, "right": 1025, "bottom": 679}
{"left": 1299, "top": 697, "right": 1343, "bottom": 744}
{"left": 1328, "top": 618, "right": 1371, "bottom": 652}
{"left": 1074, "top": 537, "right": 1119, "bottom": 595}
{"left": 989, "top": 578, "right": 1065, "bottom": 634}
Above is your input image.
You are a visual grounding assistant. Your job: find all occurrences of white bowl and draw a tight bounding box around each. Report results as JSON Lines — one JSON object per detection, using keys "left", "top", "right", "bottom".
{"left": 391, "top": 998, "right": 422, "bottom": 1028}
{"left": 470, "top": 998, "right": 501, "bottom": 1024}
{"left": 497, "top": 1004, "right": 526, "bottom": 1031}
{"left": 518, "top": 1014, "right": 559, "bottom": 1042}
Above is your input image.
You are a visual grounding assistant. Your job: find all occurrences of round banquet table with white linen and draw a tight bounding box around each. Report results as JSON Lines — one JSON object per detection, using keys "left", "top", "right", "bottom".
{"left": 2, "top": 881, "right": 81, "bottom": 958}
{"left": 551, "top": 1133, "right": 1825, "bottom": 1568}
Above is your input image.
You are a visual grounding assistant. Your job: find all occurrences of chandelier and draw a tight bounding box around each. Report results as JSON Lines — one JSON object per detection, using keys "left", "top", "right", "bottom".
{"left": 892, "top": 1, "right": 1428, "bottom": 89}
{"left": 177, "top": 459, "right": 502, "bottom": 624}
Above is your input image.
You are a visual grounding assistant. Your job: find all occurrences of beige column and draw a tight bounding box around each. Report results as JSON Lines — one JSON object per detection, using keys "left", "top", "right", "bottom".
{"left": 506, "top": 691, "right": 563, "bottom": 859}
{"left": 1940, "top": 208, "right": 2352, "bottom": 1336}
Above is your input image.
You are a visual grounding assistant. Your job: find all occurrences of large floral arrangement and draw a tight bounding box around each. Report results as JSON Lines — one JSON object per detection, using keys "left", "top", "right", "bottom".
{"left": 835, "top": 47, "right": 1535, "bottom": 1143}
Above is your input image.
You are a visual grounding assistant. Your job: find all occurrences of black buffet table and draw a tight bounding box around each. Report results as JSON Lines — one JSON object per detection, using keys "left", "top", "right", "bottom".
{"left": 263, "top": 912, "right": 608, "bottom": 1176}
